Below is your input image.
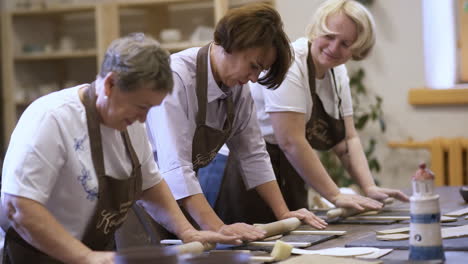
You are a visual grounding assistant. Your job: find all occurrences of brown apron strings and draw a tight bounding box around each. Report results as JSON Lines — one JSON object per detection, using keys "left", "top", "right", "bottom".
{"left": 195, "top": 44, "right": 210, "bottom": 125}
{"left": 83, "top": 84, "right": 105, "bottom": 178}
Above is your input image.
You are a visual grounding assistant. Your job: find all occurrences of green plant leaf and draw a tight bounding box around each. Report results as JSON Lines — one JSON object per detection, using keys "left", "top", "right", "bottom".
{"left": 355, "top": 114, "right": 369, "bottom": 129}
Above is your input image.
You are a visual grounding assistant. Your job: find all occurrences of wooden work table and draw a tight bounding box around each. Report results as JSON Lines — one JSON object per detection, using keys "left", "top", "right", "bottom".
{"left": 293, "top": 186, "right": 468, "bottom": 263}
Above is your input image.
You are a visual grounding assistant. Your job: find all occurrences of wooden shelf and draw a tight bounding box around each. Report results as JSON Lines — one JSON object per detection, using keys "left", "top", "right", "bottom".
{"left": 1, "top": 0, "right": 274, "bottom": 150}
{"left": 408, "top": 87, "right": 468, "bottom": 106}
{"left": 161, "top": 41, "right": 210, "bottom": 52}
{"left": 10, "top": 5, "right": 95, "bottom": 16}
{"left": 14, "top": 50, "right": 97, "bottom": 61}
{"left": 116, "top": 0, "right": 203, "bottom": 8}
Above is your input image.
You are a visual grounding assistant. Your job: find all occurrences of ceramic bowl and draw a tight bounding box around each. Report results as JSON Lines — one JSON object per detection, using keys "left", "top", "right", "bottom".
{"left": 460, "top": 186, "right": 468, "bottom": 203}
{"left": 160, "top": 29, "right": 182, "bottom": 43}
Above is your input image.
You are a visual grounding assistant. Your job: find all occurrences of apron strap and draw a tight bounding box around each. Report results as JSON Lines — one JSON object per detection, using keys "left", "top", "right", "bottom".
{"left": 195, "top": 44, "right": 211, "bottom": 125}
{"left": 121, "top": 131, "right": 142, "bottom": 195}
{"left": 83, "top": 83, "right": 106, "bottom": 180}
{"left": 307, "top": 41, "right": 317, "bottom": 95}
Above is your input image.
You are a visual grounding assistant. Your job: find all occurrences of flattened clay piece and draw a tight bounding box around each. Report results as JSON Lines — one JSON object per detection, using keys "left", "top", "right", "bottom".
{"left": 278, "top": 254, "right": 382, "bottom": 264}
{"left": 263, "top": 234, "right": 283, "bottom": 241}
{"left": 347, "top": 216, "right": 409, "bottom": 221}
{"left": 356, "top": 211, "right": 379, "bottom": 216}
{"left": 376, "top": 233, "right": 409, "bottom": 241}
{"left": 441, "top": 224, "right": 468, "bottom": 239}
{"left": 356, "top": 248, "right": 393, "bottom": 259}
{"left": 444, "top": 207, "right": 468, "bottom": 217}
{"left": 441, "top": 216, "right": 457, "bottom": 223}
{"left": 376, "top": 226, "right": 410, "bottom": 235}
{"left": 289, "top": 230, "right": 347, "bottom": 236}
{"left": 292, "top": 247, "right": 379, "bottom": 257}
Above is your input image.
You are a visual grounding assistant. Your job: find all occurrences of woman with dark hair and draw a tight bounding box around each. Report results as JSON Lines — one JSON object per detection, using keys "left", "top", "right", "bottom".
{"left": 146, "top": 3, "right": 327, "bottom": 242}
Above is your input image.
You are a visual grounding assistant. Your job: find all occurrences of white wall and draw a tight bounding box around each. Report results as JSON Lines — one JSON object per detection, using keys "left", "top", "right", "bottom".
{"left": 276, "top": 0, "right": 468, "bottom": 189}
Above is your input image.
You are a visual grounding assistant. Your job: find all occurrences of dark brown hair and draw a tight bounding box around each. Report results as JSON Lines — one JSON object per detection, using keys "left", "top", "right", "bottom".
{"left": 214, "top": 3, "right": 292, "bottom": 89}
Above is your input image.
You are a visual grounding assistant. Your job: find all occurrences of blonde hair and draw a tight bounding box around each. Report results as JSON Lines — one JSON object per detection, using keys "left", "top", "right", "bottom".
{"left": 306, "top": 0, "right": 375, "bottom": 60}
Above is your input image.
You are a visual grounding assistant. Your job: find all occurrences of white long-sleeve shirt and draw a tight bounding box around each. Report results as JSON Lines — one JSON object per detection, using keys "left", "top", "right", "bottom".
{"left": 146, "top": 46, "right": 275, "bottom": 200}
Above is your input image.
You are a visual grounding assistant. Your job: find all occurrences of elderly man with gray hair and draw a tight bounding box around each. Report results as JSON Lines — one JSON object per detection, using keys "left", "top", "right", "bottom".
{"left": 0, "top": 33, "right": 239, "bottom": 264}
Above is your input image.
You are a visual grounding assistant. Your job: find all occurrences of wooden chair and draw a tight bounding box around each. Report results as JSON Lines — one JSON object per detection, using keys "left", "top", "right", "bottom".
{"left": 388, "top": 137, "right": 468, "bottom": 186}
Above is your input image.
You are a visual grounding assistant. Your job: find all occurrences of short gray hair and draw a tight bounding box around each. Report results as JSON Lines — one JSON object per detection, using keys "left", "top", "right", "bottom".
{"left": 306, "top": 0, "right": 375, "bottom": 61}
{"left": 99, "top": 33, "right": 173, "bottom": 93}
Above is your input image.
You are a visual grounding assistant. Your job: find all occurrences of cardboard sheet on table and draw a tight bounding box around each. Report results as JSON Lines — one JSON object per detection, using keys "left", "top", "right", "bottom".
{"left": 345, "top": 233, "right": 468, "bottom": 251}
{"left": 222, "top": 234, "right": 338, "bottom": 252}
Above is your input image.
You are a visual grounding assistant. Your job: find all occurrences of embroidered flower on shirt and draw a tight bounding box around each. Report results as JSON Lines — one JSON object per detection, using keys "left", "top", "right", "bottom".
{"left": 78, "top": 166, "right": 98, "bottom": 201}
{"left": 73, "top": 135, "right": 87, "bottom": 151}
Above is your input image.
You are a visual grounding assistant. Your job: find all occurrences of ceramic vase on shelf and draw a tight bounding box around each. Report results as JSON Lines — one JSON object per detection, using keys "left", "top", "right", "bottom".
{"left": 408, "top": 163, "right": 445, "bottom": 261}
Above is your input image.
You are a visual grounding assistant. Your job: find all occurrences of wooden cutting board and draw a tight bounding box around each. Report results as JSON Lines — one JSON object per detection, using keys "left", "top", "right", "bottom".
{"left": 346, "top": 233, "right": 468, "bottom": 251}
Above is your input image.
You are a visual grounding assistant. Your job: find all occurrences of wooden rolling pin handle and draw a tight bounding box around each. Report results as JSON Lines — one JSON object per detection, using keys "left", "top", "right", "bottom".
{"left": 172, "top": 241, "right": 215, "bottom": 255}
{"left": 384, "top": 197, "right": 395, "bottom": 205}
{"left": 326, "top": 207, "right": 361, "bottom": 219}
{"left": 257, "top": 217, "right": 301, "bottom": 237}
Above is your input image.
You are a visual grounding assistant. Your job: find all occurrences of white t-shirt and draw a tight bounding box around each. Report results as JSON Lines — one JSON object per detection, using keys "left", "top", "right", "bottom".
{"left": 250, "top": 37, "right": 354, "bottom": 144}
{"left": 1, "top": 85, "right": 162, "bottom": 246}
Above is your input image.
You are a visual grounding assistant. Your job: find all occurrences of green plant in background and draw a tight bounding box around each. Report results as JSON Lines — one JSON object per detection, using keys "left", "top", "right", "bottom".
{"left": 319, "top": 68, "right": 385, "bottom": 187}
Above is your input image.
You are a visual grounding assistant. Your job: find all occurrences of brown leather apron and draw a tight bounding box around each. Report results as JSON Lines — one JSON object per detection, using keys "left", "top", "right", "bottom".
{"left": 2, "top": 83, "right": 142, "bottom": 263}
{"left": 305, "top": 41, "right": 345, "bottom": 150}
{"left": 192, "top": 44, "right": 234, "bottom": 172}
{"left": 214, "top": 42, "right": 346, "bottom": 224}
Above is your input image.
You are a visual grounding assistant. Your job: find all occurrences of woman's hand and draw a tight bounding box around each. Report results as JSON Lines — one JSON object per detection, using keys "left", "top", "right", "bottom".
{"left": 331, "top": 193, "right": 383, "bottom": 211}
{"left": 280, "top": 208, "right": 327, "bottom": 229}
{"left": 364, "top": 186, "right": 410, "bottom": 202}
{"left": 217, "top": 223, "right": 266, "bottom": 242}
{"left": 180, "top": 228, "right": 242, "bottom": 245}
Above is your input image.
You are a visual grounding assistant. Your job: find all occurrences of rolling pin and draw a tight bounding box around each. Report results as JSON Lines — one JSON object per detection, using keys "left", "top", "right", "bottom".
{"left": 326, "top": 197, "right": 395, "bottom": 219}
{"left": 255, "top": 217, "right": 301, "bottom": 237}
{"left": 170, "top": 241, "right": 215, "bottom": 255}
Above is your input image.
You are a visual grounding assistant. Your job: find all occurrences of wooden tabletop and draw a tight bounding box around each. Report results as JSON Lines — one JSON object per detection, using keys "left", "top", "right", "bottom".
{"left": 296, "top": 186, "right": 468, "bottom": 263}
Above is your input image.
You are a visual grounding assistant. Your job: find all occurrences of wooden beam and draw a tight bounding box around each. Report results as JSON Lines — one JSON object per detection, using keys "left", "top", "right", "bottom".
{"left": 459, "top": 0, "right": 468, "bottom": 82}
{"left": 2, "top": 12, "right": 15, "bottom": 149}
{"left": 408, "top": 88, "right": 468, "bottom": 105}
{"left": 95, "top": 3, "right": 119, "bottom": 69}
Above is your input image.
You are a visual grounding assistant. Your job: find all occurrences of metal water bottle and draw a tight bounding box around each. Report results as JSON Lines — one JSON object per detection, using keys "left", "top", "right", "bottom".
{"left": 408, "top": 163, "right": 445, "bottom": 261}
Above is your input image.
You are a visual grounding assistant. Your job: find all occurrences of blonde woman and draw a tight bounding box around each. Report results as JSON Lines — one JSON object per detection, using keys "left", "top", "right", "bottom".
{"left": 216, "top": 0, "right": 409, "bottom": 225}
